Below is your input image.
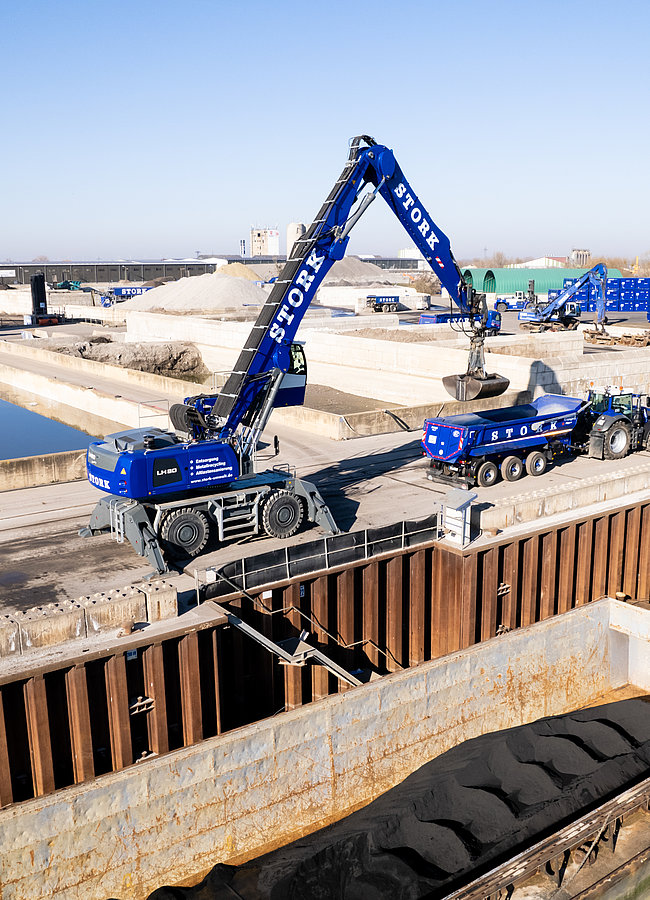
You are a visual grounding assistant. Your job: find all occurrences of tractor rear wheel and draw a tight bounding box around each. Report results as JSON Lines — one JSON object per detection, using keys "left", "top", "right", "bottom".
{"left": 603, "top": 422, "right": 631, "bottom": 459}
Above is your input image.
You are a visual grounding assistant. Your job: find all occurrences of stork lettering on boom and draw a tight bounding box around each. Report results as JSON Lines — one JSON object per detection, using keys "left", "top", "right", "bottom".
{"left": 393, "top": 182, "right": 440, "bottom": 250}
{"left": 270, "top": 249, "right": 325, "bottom": 343}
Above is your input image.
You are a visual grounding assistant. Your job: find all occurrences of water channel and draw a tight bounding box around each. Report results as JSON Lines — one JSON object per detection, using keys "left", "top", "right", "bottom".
{"left": 0, "top": 386, "right": 117, "bottom": 460}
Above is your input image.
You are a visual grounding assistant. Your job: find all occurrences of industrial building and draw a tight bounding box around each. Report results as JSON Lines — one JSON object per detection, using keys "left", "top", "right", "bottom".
{"left": 463, "top": 265, "right": 623, "bottom": 294}
{"left": 250, "top": 226, "right": 280, "bottom": 256}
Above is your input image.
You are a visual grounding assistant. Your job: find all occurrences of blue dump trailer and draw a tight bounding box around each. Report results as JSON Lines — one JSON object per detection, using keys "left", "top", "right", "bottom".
{"left": 422, "top": 388, "right": 650, "bottom": 488}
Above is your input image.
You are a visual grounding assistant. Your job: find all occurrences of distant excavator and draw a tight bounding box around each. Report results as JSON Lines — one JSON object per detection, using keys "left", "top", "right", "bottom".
{"left": 518, "top": 263, "right": 607, "bottom": 332}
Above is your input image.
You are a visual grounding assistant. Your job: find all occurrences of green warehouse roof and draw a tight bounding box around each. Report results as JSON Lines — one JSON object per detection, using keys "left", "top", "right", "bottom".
{"left": 461, "top": 268, "right": 491, "bottom": 289}
{"left": 462, "top": 267, "right": 623, "bottom": 294}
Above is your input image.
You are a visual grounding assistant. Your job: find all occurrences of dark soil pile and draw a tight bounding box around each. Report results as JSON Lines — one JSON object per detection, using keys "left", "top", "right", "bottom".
{"left": 39, "top": 336, "right": 209, "bottom": 382}
{"left": 144, "top": 698, "right": 650, "bottom": 900}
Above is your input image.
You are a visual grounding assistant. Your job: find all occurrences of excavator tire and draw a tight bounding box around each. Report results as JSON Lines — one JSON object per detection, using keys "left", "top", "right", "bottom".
{"left": 603, "top": 422, "right": 631, "bottom": 460}
{"left": 160, "top": 508, "right": 210, "bottom": 558}
{"left": 261, "top": 490, "right": 304, "bottom": 539}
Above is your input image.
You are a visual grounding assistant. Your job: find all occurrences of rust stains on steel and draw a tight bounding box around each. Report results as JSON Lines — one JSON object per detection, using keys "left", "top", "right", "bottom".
{"left": 0, "top": 499, "right": 649, "bottom": 809}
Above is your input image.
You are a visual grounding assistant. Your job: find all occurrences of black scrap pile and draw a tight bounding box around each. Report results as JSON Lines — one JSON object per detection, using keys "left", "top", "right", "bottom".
{"left": 144, "top": 698, "right": 650, "bottom": 900}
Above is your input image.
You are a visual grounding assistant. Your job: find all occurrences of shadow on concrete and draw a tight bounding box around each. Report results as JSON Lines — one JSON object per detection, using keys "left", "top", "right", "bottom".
{"left": 307, "top": 438, "right": 423, "bottom": 531}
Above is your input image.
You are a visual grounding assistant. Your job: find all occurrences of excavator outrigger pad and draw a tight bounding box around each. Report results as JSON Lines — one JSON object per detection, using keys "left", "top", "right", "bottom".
{"left": 442, "top": 373, "right": 510, "bottom": 402}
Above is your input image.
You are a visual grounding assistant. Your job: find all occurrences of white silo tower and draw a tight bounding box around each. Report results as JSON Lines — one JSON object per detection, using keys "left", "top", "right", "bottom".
{"left": 287, "top": 222, "right": 306, "bottom": 259}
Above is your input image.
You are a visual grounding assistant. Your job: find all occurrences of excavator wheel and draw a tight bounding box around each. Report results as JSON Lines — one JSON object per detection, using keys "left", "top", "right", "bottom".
{"left": 261, "top": 490, "right": 304, "bottom": 539}
{"left": 160, "top": 508, "right": 210, "bottom": 558}
{"left": 443, "top": 373, "right": 510, "bottom": 402}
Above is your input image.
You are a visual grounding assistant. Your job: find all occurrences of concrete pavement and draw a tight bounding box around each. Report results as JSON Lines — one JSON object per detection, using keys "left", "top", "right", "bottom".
{"left": 2, "top": 415, "right": 650, "bottom": 614}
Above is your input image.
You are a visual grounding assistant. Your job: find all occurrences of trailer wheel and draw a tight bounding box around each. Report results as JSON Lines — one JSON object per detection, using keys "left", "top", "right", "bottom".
{"left": 261, "top": 490, "right": 304, "bottom": 538}
{"left": 603, "top": 422, "right": 631, "bottom": 460}
{"left": 501, "top": 455, "right": 523, "bottom": 482}
{"left": 526, "top": 451, "right": 547, "bottom": 476}
{"left": 496, "top": 301, "right": 507, "bottom": 313}
{"left": 476, "top": 461, "right": 498, "bottom": 487}
{"left": 389, "top": 304, "right": 398, "bottom": 312}
{"left": 160, "top": 508, "right": 210, "bottom": 557}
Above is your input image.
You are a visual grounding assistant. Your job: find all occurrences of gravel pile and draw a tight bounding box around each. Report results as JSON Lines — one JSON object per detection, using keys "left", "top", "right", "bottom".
{"left": 323, "top": 256, "right": 405, "bottom": 286}
{"left": 39, "top": 336, "right": 208, "bottom": 381}
{"left": 217, "top": 262, "right": 264, "bottom": 281}
{"left": 121, "top": 272, "right": 268, "bottom": 312}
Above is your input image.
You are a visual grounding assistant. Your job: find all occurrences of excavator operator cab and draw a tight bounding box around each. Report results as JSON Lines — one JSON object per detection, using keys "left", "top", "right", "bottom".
{"left": 289, "top": 342, "right": 307, "bottom": 377}
{"left": 275, "top": 342, "right": 307, "bottom": 409}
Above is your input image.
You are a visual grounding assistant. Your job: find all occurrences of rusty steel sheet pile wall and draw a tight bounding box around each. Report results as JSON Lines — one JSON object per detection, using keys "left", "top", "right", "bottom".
{"left": 2, "top": 599, "right": 648, "bottom": 900}
{"left": 0, "top": 500, "right": 649, "bottom": 811}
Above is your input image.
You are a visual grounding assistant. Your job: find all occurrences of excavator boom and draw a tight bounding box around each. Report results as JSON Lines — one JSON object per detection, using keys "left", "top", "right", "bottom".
{"left": 189, "top": 136, "right": 508, "bottom": 440}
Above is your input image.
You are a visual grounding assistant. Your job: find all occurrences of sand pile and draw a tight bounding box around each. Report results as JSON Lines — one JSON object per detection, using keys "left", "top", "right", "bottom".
{"left": 323, "top": 256, "right": 403, "bottom": 287}
{"left": 121, "top": 272, "right": 268, "bottom": 312}
{"left": 145, "top": 698, "right": 650, "bottom": 899}
{"left": 217, "top": 263, "right": 263, "bottom": 281}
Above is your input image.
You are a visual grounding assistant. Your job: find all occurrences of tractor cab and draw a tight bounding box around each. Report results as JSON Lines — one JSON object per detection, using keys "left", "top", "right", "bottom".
{"left": 587, "top": 387, "right": 643, "bottom": 418}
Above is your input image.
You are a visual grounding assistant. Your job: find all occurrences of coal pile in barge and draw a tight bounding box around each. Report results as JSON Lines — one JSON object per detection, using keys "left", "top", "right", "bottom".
{"left": 142, "top": 698, "right": 650, "bottom": 900}
{"left": 143, "top": 698, "right": 650, "bottom": 900}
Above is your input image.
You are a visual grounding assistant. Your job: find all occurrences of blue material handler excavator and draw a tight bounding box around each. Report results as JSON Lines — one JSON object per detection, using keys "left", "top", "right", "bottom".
{"left": 82, "top": 136, "right": 509, "bottom": 571}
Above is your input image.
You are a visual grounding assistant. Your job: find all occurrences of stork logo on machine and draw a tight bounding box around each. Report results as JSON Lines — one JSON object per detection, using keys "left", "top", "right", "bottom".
{"left": 393, "top": 183, "right": 440, "bottom": 251}
{"left": 89, "top": 472, "right": 111, "bottom": 490}
{"left": 270, "top": 249, "right": 325, "bottom": 344}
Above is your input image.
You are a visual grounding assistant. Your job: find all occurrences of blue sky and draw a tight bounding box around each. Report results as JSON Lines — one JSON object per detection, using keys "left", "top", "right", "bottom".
{"left": 3, "top": 0, "right": 649, "bottom": 261}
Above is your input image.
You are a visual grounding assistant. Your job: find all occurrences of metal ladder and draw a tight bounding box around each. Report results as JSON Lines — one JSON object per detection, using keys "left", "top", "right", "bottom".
{"left": 215, "top": 606, "right": 363, "bottom": 687}
{"left": 108, "top": 498, "right": 136, "bottom": 543}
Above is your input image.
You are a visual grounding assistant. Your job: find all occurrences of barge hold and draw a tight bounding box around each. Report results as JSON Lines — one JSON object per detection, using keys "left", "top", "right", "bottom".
{"left": 147, "top": 698, "right": 650, "bottom": 899}
{"left": 0, "top": 592, "right": 648, "bottom": 899}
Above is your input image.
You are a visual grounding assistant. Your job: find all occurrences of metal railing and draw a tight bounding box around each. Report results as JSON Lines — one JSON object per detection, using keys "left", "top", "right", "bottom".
{"left": 137, "top": 398, "right": 170, "bottom": 427}
{"left": 200, "top": 513, "right": 439, "bottom": 598}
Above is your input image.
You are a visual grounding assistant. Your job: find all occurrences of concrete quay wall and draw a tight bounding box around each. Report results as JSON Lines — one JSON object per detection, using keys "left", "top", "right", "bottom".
{"left": 0, "top": 339, "right": 202, "bottom": 398}
{"left": 1, "top": 599, "right": 647, "bottom": 900}
{"left": 0, "top": 359, "right": 171, "bottom": 432}
{"left": 123, "top": 311, "right": 650, "bottom": 404}
{"left": 0, "top": 582, "right": 177, "bottom": 660}
{"left": 0, "top": 338, "right": 529, "bottom": 441}
{"left": 480, "top": 459, "right": 650, "bottom": 532}
{"left": 0, "top": 448, "right": 87, "bottom": 491}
